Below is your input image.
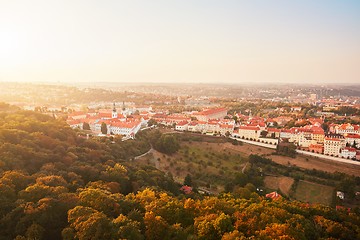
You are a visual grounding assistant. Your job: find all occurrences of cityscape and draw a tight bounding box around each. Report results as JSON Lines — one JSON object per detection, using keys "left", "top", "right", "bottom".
{"left": 1, "top": 0, "right": 360, "bottom": 239}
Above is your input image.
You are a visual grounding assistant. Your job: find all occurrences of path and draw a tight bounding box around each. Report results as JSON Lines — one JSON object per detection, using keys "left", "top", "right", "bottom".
{"left": 242, "top": 162, "right": 248, "bottom": 174}
{"left": 229, "top": 137, "right": 277, "bottom": 149}
{"left": 133, "top": 147, "right": 153, "bottom": 160}
{"left": 230, "top": 136, "right": 360, "bottom": 166}
{"left": 296, "top": 149, "right": 360, "bottom": 166}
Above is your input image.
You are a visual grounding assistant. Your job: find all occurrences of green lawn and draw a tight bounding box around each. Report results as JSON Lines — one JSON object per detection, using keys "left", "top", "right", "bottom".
{"left": 294, "top": 180, "right": 334, "bottom": 205}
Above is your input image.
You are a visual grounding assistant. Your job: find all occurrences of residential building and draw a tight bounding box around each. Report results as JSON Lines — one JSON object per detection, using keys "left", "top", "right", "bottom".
{"left": 340, "top": 147, "right": 357, "bottom": 159}
{"left": 324, "top": 137, "right": 346, "bottom": 156}
{"left": 175, "top": 121, "right": 188, "bottom": 131}
{"left": 233, "top": 126, "right": 261, "bottom": 140}
{"left": 193, "top": 108, "right": 227, "bottom": 122}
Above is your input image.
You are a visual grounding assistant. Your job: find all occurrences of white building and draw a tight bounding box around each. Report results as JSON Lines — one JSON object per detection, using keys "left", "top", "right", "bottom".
{"left": 233, "top": 126, "right": 261, "bottom": 140}
{"left": 175, "top": 121, "right": 188, "bottom": 131}
{"left": 324, "top": 137, "right": 346, "bottom": 157}
{"left": 109, "top": 121, "right": 142, "bottom": 136}
{"left": 340, "top": 147, "right": 357, "bottom": 159}
{"left": 335, "top": 123, "right": 360, "bottom": 135}
{"left": 344, "top": 134, "right": 360, "bottom": 148}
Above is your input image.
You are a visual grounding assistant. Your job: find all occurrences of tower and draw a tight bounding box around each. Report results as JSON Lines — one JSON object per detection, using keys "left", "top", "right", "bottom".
{"left": 112, "top": 102, "right": 118, "bottom": 119}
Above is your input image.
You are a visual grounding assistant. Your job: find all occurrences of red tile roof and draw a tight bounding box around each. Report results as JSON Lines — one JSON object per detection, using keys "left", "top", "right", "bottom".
{"left": 265, "top": 191, "right": 282, "bottom": 200}
{"left": 239, "top": 126, "right": 260, "bottom": 131}
{"left": 194, "top": 108, "right": 227, "bottom": 116}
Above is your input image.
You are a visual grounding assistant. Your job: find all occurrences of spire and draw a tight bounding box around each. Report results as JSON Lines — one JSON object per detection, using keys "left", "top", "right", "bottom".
{"left": 113, "top": 102, "right": 116, "bottom": 112}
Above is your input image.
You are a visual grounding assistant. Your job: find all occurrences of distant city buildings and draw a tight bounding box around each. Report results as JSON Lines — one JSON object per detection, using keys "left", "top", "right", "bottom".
{"left": 67, "top": 103, "right": 149, "bottom": 139}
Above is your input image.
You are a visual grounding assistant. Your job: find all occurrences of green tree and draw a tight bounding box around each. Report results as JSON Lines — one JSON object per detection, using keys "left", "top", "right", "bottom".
{"left": 155, "top": 135, "right": 179, "bottom": 154}
{"left": 184, "top": 174, "right": 193, "bottom": 187}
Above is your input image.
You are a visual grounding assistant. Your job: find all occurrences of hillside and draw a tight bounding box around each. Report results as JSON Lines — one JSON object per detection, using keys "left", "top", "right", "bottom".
{"left": 0, "top": 108, "right": 359, "bottom": 239}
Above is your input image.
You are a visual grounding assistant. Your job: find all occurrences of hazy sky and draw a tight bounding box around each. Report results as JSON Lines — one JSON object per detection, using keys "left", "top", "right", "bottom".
{"left": 0, "top": 0, "right": 359, "bottom": 84}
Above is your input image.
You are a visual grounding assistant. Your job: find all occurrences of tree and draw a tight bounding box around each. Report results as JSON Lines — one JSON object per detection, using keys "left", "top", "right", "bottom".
{"left": 68, "top": 206, "right": 113, "bottom": 240}
{"left": 147, "top": 119, "right": 157, "bottom": 127}
{"left": 83, "top": 122, "right": 90, "bottom": 130}
{"left": 260, "top": 130, "right": 268, "bottom": 138}
{"left": 25, "top": 223, "right": 45, "bottom": 240}
{"left": 101, "top": 122, "right": 107, "bottom": 134}
{"left": 276, "top": 142, "right": 296, "bottom": 158}
{"left": 155, "top": 135, "right": 179, "bottom": 154}
{"left": 184, "top": 174, "right": 193, "bottom": 187}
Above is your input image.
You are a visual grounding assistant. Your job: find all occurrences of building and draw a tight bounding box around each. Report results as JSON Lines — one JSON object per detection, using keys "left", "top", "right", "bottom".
{"left": 67, "top": 119, "right": 83, "bottom": 129}
{"left": 335, "top": 123, "right": 360, "bottom": 135}
{"left": 309, "top": 144, "right": 324, "bottom": 153}
{"left": 109, "top": 121, "right": 142, "bottom": 136}
{"left": 193, "top": 108, "right": 227, "bottom": 122}
{"left": 344, "top": 134, "right": 360, "bottom": 148}
{"left": 340, "top": 147, "right": 357, "bottom": 159}
{"left": 233, "top": 126, "right": 261, "bottom": 140}
{"left": 175, "top": 121, "right": 189, "bottom": 131}
{"left": 324, "top": 137, "right": 346, "bottom": 157}
{"left": 66, "top": 104, "right": 142, "bottom": 138}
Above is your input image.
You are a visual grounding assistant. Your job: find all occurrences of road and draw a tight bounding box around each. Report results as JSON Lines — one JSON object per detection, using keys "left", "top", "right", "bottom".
{"left": 230, "top": 136, "right": 360, "bottom": 166}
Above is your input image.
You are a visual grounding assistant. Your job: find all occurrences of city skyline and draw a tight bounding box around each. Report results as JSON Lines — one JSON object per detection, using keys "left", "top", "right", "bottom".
{"left": 0, "top": 0, "right": 359, "bottom": 84}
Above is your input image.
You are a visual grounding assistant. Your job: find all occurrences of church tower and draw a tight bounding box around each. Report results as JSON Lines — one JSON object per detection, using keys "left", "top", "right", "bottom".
{"left": 112, "top": 102, "right": 118, "bottom": 119}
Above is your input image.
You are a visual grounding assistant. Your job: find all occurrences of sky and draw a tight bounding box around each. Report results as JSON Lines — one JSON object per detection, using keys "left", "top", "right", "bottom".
{"left": 0, "top": 0, "right": 359, "bottom": 84}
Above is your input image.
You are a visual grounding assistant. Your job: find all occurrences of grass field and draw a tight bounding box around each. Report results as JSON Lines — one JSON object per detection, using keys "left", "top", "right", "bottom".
{"left": 264, "top": 176, "right": 294, "bottom": 196}
{"left": 135, "top": 132, "right": 355, "bottom": 203}
{"left": 294, "top": 180, "right": 334, "bottom": 205}
{"left": 135, "top": 141, "right": 248, "bottom": 193}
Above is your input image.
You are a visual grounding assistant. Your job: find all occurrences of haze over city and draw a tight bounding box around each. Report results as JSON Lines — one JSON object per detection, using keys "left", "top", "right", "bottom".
{"left": 0, "top": 0, "right": 359, "bottom": 84}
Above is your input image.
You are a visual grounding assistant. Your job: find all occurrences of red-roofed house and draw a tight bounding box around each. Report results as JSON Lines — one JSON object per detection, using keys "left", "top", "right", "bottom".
{"left": 345, "top": 134, "right": 360, "bottom": 148}
{"left": 265, "top": 191, "right": 282, "bottom": 200}
{"left": 175, "top": 121, "right": 189, "bottom": 131}
{"left": 219, "top": 124, "right": 234, "bottom": 135}
{"left": 180, "top": 185, "right": 193, "bottom": 194}
{"left": 67, "top": 119, "right": 83, "bottom": 129}
{"left": 68, "top": 111, "right": 87, "bottom": 120}
{"left": 340, "top": 147, "right": 357, "bottom": 159}
{"left": 336, "top": 123, "right": 360, "bottom": 135}
{"left": 267, "top": 128, "right": 281, "bottom": 138}
{"left": 109, "top": 120, "right": 142, "bottom": 136}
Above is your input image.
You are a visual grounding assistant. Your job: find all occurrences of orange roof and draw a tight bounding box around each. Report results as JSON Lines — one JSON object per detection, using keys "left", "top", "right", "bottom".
{"left": 309, "top": 144, "right": 323, "bottom": 148}
{"left": 194, "top": 108, "right": 227, "bottom": 116}
{"left": 111, "top": 121, "right": 141, "bottom": 129}
{"left": 219, "top": 124, "right": 233, "bottom": 129}
{"left": 239, "top": 126, "right": 260, "bottom": 131}
{"left": 343, "top": 147, "right": 356, "bottom": 152}
{"left": 180, "top": 185, "right": 193, "bottom": 194}
{"left": 68, "top": 111, "right": 86, "bottom": 117}
{"left": 98, "top": 112, "right": 112, "bottom": 118}
{"left": 188, "top": 121, "right": 199, "bottom": 126}
{"left": 265, "top": 191, "right": 282, "bottom": 200}
{"left": 345, "top": 134, "right": 360, "bottom": 139}
{"left": 176, "top": 121, "right": 188, "bottom": 126}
